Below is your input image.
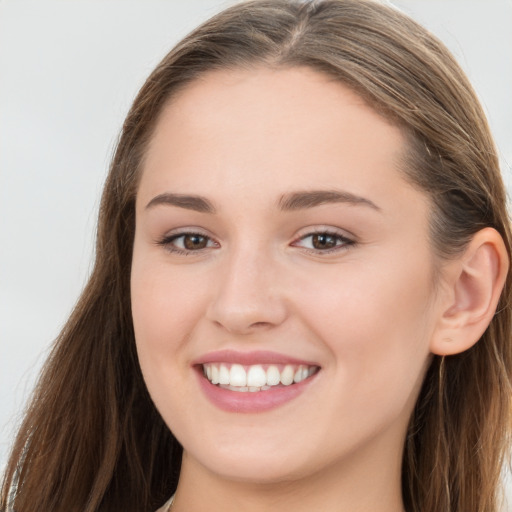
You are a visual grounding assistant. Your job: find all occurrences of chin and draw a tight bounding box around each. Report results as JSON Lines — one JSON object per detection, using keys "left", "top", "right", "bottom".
{"left": 183, "top": 438, "right": 316, "bottom": 484}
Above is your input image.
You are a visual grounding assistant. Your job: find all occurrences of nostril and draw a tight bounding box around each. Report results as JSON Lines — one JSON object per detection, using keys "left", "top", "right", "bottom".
{"left": 249, "top": 321, "right": 272, "bottom": 329}
{"left": 211, "top": 319, "right": 273, "bottom": 334}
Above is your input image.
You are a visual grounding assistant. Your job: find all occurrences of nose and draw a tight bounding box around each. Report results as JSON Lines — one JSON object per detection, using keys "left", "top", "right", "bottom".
{"left": 206, "top": 247, "right": 288, "bottom": 335}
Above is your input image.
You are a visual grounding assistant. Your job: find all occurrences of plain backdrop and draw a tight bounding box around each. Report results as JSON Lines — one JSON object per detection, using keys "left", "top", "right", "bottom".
{"left": 1, "top": 0, "right": 511, "bottom": 503}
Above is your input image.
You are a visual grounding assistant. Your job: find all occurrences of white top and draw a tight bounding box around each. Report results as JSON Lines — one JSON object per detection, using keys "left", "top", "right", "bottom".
{"left": 155, "top": 494, "right": 174, "bottom": 512}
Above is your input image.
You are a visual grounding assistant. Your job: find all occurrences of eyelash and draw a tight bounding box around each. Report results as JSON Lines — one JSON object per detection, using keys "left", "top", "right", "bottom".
{"left": 156, "top": 229, "right": 355, "bottom": 256}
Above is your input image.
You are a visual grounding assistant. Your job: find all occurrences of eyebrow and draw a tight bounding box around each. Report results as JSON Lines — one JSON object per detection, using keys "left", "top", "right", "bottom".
{"left": 277, "top": 189, "right": 380, "bottom": 211}
{"left": 145, "top": 193, "right": 216, "bottom": 213}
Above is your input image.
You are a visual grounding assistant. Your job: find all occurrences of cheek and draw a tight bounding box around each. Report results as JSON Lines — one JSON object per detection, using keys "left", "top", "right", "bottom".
{"left": 130, "top": 257, "right": 210, "bottom": 429}
{"left": 293, "top": 256, "right": 435, "bottom": 409}
{"left": 130, "top": 251, "right": 207, "bottom": 374}
{"left": 296, "top": 254, "right": 434, "bottom": 340}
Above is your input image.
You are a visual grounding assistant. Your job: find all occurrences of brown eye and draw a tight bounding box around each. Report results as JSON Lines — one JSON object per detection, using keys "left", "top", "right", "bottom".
{"left": 183, "top": 234, "right": 209, "bottom": 250}
{"left": 159, "top": 232, "right": 217, "bottom": 254}
{"left": 292, "top": 230, "right": 354, "bottom": 254}
{"left": 311, "top": 233, "right": 338, "bottom": 250}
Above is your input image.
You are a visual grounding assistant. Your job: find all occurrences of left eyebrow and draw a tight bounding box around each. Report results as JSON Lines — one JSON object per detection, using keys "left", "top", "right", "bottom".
{"left": 277, "top": 189, "right": 381, "bottom": 211}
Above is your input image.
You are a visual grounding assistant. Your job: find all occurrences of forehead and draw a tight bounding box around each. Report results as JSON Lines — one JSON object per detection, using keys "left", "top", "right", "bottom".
{"left": 139, "top": 66, "right": 420, "bottom": 214}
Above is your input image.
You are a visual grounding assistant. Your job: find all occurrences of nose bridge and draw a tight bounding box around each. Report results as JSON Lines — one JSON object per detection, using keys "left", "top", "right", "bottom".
{"left": 206, "top": 240, "right": 286, "bottom": 333}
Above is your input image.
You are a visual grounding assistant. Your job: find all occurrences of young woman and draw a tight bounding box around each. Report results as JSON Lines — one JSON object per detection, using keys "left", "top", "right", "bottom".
{"left": 2, "top": 1, "right": 511, "bottom": 511}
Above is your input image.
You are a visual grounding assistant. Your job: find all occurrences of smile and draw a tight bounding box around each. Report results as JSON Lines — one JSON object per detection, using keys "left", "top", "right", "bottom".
{"left": 202, "top": 363, "right": 319, "bottom": 392}
{"left": 194, "top": 350, "right": 321, "bottom": 412}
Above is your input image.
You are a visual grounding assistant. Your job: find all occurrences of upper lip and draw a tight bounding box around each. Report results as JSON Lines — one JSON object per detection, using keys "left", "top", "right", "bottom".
{"left": 192, "top": 349, "right": 319, "bottom": 367}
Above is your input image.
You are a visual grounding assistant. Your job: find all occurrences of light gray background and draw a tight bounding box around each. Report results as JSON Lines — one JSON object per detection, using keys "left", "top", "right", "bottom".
{"left": 1, "top": 0, "right": 511, "bottom": 503}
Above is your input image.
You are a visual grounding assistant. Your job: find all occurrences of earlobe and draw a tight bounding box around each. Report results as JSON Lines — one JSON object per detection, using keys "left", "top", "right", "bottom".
{"left": 430, "top": 228, "right": 509, "bottom": 356}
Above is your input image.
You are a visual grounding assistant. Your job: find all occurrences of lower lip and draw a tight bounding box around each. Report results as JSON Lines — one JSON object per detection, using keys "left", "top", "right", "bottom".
{"left": 195, "top": 368, "right": 318, "bottom": 413}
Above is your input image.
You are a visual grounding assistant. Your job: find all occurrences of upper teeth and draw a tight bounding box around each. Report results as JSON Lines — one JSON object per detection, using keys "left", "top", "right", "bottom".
{"left": 203, "top": 363, "right": 317, "bottom": 390}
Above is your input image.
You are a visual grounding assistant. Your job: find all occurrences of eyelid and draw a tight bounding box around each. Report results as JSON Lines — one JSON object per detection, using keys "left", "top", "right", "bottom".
{"left": 292, "top": 225, "right": 356, "bottom": 242}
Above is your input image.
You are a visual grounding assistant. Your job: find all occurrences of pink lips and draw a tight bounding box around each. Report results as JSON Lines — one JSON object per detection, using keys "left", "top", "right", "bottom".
{"left": 193, "top": 350, "right": 320, "bottom": 413}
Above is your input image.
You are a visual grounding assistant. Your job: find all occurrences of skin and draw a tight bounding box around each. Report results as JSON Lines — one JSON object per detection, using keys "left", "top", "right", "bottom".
{"left": 131, "top": 67, "right": 456, "bottom": 512}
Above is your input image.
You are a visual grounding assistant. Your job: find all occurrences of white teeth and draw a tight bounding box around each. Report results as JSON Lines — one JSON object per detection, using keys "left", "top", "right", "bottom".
{"left": 247, "top": 365, "right": 267, "bottom": 387}
{"left": 280, "top": 365, "right": 295, "bottom": 386}
{"left": 226, "top": 385, "right": 248, "bottom": 392}
{"left": 293, "top": 365, "right": 310, "bottom": 383}
{"left": 266, "top": 365, "right": 281, "bottom": 386}
{"left": 230, "top": 364, "right": 247, "bottom": 386}
{"left": 219, "top": 365, "right": 230, "bottom": 385}
{"left": 203, "top": 362, "right": 318, "bottom": 391}
{"left": 211, "top": 365, "right": 219, "bottom": 384}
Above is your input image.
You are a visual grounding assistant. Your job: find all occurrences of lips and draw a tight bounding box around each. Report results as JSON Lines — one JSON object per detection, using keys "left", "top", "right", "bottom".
{"left": 193, "top": 350, "right": 320, "bottom": 412}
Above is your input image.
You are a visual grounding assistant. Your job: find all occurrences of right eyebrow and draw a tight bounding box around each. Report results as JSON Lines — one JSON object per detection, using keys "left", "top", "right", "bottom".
{"left": 145, "top": 193, "right": 216, "bottom": 214}
{"left": 277, "top": 189, "right": 380, "bottom": 212}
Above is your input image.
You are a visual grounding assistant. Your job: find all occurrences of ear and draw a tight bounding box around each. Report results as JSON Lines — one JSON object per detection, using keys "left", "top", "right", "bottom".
{"left": 430, "top": 227, "right": 509, "bottom": 356}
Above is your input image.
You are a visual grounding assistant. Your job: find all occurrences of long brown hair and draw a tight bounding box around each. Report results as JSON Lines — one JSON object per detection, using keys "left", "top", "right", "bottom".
{"left": 2, "top": 1, "right": 511, "bottom": 511}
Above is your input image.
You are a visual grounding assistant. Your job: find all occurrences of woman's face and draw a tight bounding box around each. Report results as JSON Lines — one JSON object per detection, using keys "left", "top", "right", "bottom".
{"left": 131, "top": 67, "right": 442, "bottom": 484}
